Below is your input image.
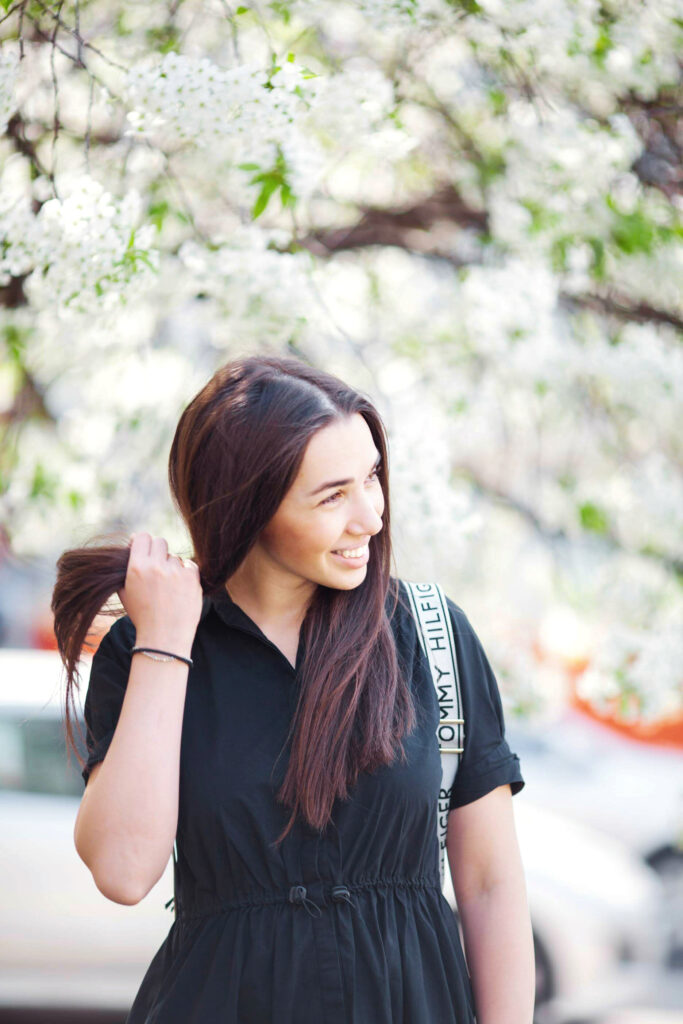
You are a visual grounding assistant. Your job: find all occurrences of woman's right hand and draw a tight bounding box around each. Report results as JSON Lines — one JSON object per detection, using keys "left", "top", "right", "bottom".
{"left": 117, "top": 532, "right": 203, "bottom": 654}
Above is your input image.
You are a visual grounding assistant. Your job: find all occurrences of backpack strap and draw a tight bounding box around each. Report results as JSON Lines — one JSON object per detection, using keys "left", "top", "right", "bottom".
{"left": 403, "top": 581, "right": 465, "bottom": 889}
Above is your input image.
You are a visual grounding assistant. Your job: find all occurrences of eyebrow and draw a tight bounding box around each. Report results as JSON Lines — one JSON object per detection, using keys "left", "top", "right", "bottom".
{"left": 308, "top": 451, "right": 382, "bottom": 497}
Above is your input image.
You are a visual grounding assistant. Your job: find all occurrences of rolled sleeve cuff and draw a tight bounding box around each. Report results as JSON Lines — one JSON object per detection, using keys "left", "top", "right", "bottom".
{"left": 81, "top": 730, "right": 115, "bottom": 785}
{"left": 448, "top": 752, "right": 525, "bottom": 810}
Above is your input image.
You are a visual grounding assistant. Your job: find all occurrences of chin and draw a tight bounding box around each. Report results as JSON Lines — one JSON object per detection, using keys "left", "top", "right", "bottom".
{"left": 326, "top": 569, "right": 368, "bottom": 590}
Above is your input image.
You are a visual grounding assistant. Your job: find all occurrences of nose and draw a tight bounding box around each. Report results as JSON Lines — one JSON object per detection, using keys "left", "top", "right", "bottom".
{"left": 348, "top": 493, "right": 383, "bottom": 537}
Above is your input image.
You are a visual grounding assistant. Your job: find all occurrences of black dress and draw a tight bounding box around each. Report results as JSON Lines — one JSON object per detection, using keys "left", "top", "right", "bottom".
{"left": 81, "top": 577, "right": 525, "bottom": 1023}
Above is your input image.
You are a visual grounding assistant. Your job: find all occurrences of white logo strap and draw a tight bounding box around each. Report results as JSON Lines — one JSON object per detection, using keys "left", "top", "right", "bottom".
{"left": 404, "top": 581, "right": 465, "bottom": 889}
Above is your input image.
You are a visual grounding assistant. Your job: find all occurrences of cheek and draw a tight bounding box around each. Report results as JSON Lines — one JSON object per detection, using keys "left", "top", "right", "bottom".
{"left": 261, "top": 515, "right": 312, "bottom": 558}
{"left": 288, "top": 519, "right": 334, "bottom": 557}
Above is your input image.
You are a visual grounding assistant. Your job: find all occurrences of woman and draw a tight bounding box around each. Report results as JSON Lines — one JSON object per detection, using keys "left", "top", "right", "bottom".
{"left": 53, "top": 354, "right": 535, "bottom": 1023}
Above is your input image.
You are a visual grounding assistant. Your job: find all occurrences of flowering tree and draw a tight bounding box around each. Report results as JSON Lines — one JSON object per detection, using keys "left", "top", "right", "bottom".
{"left": 0, "top": 0, "right": 681, "bottom": 722}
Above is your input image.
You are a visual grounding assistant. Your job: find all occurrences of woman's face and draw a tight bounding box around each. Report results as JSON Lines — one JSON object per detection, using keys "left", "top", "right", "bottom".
{"left": 258, "top": 413, "right": 385, "bottom": 590}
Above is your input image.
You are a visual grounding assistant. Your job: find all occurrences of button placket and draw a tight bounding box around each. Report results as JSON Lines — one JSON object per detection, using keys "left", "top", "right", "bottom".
{"left": 296, "top": 831, "right": 345, "bottom": 1021}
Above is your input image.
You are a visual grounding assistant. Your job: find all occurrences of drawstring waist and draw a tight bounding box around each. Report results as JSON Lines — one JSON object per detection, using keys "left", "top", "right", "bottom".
{"left": 288, "top": 883, "right": 353, "bottom": 917}
{"left": 173, "top": 876, "right": 440, "bottom": 920}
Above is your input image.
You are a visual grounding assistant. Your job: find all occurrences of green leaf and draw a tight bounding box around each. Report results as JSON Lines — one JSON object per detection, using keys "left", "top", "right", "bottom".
{"left": 244, "top": 147, "right": 300, "bottom": 219}
{"left": 268, "top": 1, "right": 291, "bottom": 23}
{"left": 145, "top": 24, "right": 180, "bottom": 55}
{"left": 148, "top": 200, "right": 170, "bottom": 232}
{"left": 478, "top": 151, "right": 505, "bottom": 186}
{"left": 30, "top": 462, "right": 58, "bottom": 502}
{"left": 520, "top": 198, "right": 560, "bottom": 234}
{"left": 588, "top": 237, "right": 606, "bottom": 280}
{"left": 2, "top": 324, "right": 28, "bottom": 363}
{"left": 280, "top": 181, "right": 296, "bottom": 208}
{"left": 488, "top": 87, "right": 507, "bottom": 114}
{"left": 592, "top": 26, "right": 613, "bottom": 66}
{"left": 67, "top": 490, "right": 85, "bottom": 510}
{"left": 115, "top": 11, "right": 132, "bottom": 36}
{"left": 578, "top": 501, "right": 609, "bottom": 535}
{"left": 550, "top": 235, "right": 571, "bottom": 273}
{"left": 252, "top": 178, "right": 280, "bottom": 219}
{"left": 610, "top": 208, "right": 657, "bottom": 255}
{"left": 447, "top": 0, "right": 482, "bottom": 11}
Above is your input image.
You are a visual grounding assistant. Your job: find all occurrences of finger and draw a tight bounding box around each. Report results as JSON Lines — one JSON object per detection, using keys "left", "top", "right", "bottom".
{"left": 132, "top": 532, "right": 151, "bottom": 556}
{"left": 150, "top": 536, "right": 169, "bottom": 561}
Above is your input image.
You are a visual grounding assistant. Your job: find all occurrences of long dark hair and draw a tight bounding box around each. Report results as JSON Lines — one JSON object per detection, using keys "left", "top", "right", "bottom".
{"left": 53, "top": 354, "right": 415, "bottom": 842}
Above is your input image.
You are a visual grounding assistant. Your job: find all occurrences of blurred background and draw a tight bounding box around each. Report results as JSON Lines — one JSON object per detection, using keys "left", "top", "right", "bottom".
{"left": 0, "top": 0, "right": 681, "bottom": 1021}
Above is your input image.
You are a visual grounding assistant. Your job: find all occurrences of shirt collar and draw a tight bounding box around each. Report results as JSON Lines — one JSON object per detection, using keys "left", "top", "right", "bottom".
{"left": 201, "top": 578, "right": 405, "bottom": 631}
{"left": 204, "top": 585, "right": 311, "bottom": 643}
{"left": 203, "top": 585, "right": 305, "bottom": 674}
{"left": 199, "top": 579, "right": 404, "bottom": 679}
{"left": 201, "top": 586, "right": 258, "bottom": 633}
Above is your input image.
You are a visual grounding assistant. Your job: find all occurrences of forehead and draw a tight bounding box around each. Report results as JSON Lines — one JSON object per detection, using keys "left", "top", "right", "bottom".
{"left": 298, "top": 414, "right": 376, "bottom": 477}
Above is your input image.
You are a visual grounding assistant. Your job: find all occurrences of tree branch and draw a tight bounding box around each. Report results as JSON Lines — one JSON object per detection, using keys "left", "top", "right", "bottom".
{"left": 461, "top": 460, "right": 683, "bottom": 576}
{"left": 295, "top": 184, "right": 488, "bottom": 255}
{"left": 559, "top": 290, "right": 683, "bottom": 334}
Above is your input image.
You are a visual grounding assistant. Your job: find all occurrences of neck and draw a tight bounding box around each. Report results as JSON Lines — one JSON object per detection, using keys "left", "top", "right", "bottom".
{"left": 224, "top": 560, "right": 316, "bottom": 631}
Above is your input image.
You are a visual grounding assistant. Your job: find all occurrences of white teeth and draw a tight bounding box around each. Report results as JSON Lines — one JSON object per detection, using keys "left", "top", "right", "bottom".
{"left": 334, "top": 545, "right": 368, "bottom": 559}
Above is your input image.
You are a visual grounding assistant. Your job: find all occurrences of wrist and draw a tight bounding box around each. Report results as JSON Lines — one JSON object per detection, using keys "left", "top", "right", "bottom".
{"left": 131, "top": 648, "right": 193, "bottom": 670}
{"left": 133, "top": 635, "right": 194, "bottom": 659}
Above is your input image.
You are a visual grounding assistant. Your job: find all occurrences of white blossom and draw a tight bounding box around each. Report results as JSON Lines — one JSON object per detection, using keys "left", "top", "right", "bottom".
{"left": 0, "top": 0, "right": 680, "bottom": 719}
{"left": 0, "top": 44, "right": 19, "bottom": 135}
{"left": 0, "top": 177, "right": 158, "bottom": 315}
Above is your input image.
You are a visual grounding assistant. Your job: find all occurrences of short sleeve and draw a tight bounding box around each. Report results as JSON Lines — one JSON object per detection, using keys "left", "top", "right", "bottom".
{"left": 80, "top": 615, "right": 136, "bottom": 786}
{"left": 445, "top": 599, "right": 525, "bottom": 810}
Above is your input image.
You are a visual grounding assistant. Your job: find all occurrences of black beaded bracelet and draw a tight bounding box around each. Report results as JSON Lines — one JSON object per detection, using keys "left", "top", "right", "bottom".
{"left": 130, "top": 646, "right": 193, "bottom": 668}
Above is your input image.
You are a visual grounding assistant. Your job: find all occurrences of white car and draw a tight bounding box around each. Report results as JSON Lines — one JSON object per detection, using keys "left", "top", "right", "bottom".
{"left": 0, "top": 648, "right": 671, "bottom": 1020}
{"left": 505, "top": 709, "right": 683, "bottom": 965}
{"left": 0, "top": 648, "right": 176, "bottom": 1012}
{"left": 444, "top": 801, "right": 669, "bottom": 1024}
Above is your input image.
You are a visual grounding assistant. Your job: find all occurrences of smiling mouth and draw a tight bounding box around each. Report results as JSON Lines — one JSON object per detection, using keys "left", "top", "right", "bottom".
{"left": 331, "top": 544, "right": 370, "bottom": 559}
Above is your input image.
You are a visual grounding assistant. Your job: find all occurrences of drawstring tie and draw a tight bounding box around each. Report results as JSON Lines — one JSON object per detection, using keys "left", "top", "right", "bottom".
{"left": 168, "top": 884, "right": 359, "bottom": 917}
{"left": 289, "top": 884, "right": 322, "bottom": 917}
{"left": 330, "top": 884, "right": 355, "bottom": 908}
{"left": 288, "top": 884, "right": 356, "bottom": 916}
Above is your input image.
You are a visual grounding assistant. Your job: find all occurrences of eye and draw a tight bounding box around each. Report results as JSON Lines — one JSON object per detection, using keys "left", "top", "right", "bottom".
{"left": 319, "top": 465, "right": 381, "bottom": 507}
{"left": 320, "top": 491, "right": 342, "bottom": 506}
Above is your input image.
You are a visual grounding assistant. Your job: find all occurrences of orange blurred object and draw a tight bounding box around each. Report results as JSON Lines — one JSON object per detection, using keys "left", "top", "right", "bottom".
{"left": 30, "top": 606, "right": 111, "bottom": 656}
{"left": 567, "top": 664, "right": 683, "bottom": 751}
